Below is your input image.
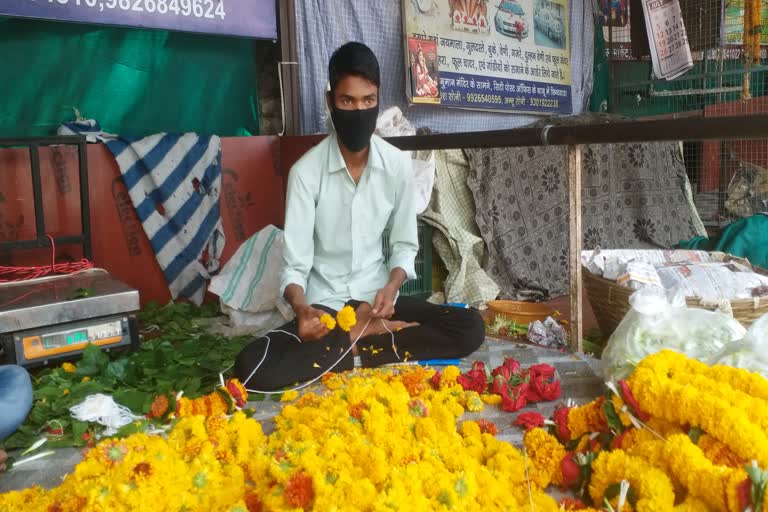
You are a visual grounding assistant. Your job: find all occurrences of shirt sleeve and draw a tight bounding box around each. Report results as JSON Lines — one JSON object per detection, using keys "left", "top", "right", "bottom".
{"left": 280, "top": 167, "right": 315, "bottom": 296}
{"left": 387, "top": 153, "right": 419, "bottom": 281}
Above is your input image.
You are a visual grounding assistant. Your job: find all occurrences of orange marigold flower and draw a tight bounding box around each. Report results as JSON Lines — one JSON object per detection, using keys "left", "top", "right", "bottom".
{"left": 244, "top": 491, "right": 263, "bottom": 512}
{"left": 284, "top": 471, "right": 314, "bottom": 509}
{"left": 349, "top": 401, "right": 367, "bottom": 421}
{"left": 132, "top": 462, "right": 152, "bottom": 477}
{"left": 399, "top": 367, "right": 429, "bottom": 397}
{"left": 148, "top": 395, "right": 170, "bottom": 419}
{"left": 477, "top": 419, "right": 498, "bottom": 436}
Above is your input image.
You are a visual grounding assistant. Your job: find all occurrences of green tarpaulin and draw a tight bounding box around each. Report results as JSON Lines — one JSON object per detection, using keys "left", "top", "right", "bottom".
{"left": 679, "top": 214, "right": 768, "bottom": 270}
{"left": 0, "top": 17, "right": 259, "bottom": 138}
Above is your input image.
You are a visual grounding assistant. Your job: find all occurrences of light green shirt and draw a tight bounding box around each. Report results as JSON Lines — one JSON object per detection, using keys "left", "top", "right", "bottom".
{"left": 280, "top": 134, "right": 419, "bottom": 310}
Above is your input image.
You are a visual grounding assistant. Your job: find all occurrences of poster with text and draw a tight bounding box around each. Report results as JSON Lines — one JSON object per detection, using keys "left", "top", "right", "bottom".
{"left": 402, "top": 0, "right": 572, "bottom": 114}
{"left": 600, "top": 0, "right": 634, "bottom": 60}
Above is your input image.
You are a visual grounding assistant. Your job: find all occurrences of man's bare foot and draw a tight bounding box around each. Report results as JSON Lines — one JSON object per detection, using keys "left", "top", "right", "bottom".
{"left": 0, "top": 449, "right": 7, "bottom": 473}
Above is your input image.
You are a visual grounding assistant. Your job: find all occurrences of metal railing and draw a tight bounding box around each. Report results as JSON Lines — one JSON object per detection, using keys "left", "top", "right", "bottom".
{"left": 0, "top": 136, "right": 92, "bottom": 260}
{"left": 385, "top": 114, "right": 768, "bottom": 351}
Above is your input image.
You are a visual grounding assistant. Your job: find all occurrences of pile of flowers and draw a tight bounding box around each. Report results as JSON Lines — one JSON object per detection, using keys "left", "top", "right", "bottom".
{"left": 0, "top": 364, "right": 564, "bottom": 512}
{"left": 435, "top": 357, "right": 560, "bottom": 412}
{"left": 518, "top": 350, "right": 768, "bottom": 512}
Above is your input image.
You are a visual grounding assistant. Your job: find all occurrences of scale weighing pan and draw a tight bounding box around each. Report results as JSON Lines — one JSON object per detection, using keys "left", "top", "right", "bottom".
{"left": 0, "top": 271, "right": 140, "bottom": 368}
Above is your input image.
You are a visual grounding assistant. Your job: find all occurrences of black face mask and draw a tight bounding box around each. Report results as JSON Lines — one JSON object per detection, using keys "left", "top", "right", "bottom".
{"left": 330, "top": 104, "right": 379, "bottom": 152}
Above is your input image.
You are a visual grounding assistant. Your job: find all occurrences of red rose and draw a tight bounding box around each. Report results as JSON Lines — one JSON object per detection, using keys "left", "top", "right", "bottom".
{"left": 430, "top": 370, "right": 442, "bottom": 389}
{"left": 491, "top": 365, "right": 511, "bottom": 383}
{"left": 502, "top": 357, "right": 522, "bottom": 376}
{"left": 526, "top": 375, "right": 561, "bottom": 403}
{"left": 457, "top": 361, "right": 489, "bottom": 393}
{"left": 501, "top": 382, "right": 529, "bottom": 412}
{"left": 490, "top": 374, "right": 508, "bottom": 395}
{"left": 528, "top": 363, "right": 556, "bottom": 380}
{"left": 611, "top": 430, "right": 628, "bottom": 450}
{"left": 737, "top": 478, "right": 752, "bottom": 511}
{"left": 560, "top": 452, "right": 581, "bottom": 488}
{"left": 513, "top": 411, "right": 546, "bottom": 430}
{"left": 553, "top": 406, "right": 572, "bottom": 442}
{"left": 618, "top": 379, "right": 650, "bottom": 422}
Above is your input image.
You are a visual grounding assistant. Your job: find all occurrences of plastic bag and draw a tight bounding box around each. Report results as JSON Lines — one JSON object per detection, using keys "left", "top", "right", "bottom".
{"left": 601, "top": 288, "right": 746, "bottom": 382}
{"left": 709, "top": 313, "right": 768, "bottom": 378}
{"left": 527, "top": 316, "right": 567, "bottom": 348}
{"left": 208, "top": 225, "right": 288, "bottom": 314}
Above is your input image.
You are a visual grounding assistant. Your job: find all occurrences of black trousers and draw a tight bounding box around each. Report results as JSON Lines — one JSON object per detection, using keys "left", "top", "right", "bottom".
{"left": 234, "top": 296, "right": 485, "bottom": 391}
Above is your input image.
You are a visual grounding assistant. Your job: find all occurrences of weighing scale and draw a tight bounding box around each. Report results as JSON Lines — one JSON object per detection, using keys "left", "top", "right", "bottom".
{"left": 0, "top": 272, "right": 140, "bottom": 368}
{"left": 0, "top": 135, "right": 141, "bottom": 368}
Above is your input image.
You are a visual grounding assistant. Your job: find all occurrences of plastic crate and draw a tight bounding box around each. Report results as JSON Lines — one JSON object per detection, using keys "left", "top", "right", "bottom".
{"left": 382, "top": 220, "right": 433, "bottom": 298}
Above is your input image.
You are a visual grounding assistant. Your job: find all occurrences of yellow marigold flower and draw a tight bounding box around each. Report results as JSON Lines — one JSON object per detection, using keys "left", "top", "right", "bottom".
{"left": 567, "top": 397, "right": 607, "bottom": 440}
{"left": 480, "top": 393, "right": 502, "bottom": 405}
{"left": 589, "top": 450, "right": 675, "bottom": 511}
{"left": 439, "top": 366, "right": 461, "bottom": 388}
{"left": 63, "top": 389, "right": 70, "bottom": 396}
{"left": 698, "top": 434, "right": 746, "bottom": 468}
{"left": 524, "top": 428, "right": 567, "bottom": 487}
{"left": 463, "top": 391, "right": 484, "bottom": 413}
{"left": 61, "top": 362, "right": 76, "bottom": 373}
{"left": 281, "top": 390, "right": 299, "bottom": 402}
{"left": 321, "top": 372, "right": 344, "bottom": 391}
{"left": 460, "top": 420, "right": 482, "bottom": 439}
{"left": 81, "top": 376, "right": 91, "bottom": 383}
{"left": 336, "top": 305, "right": 356, "bottom": 332}
{"left": 319, "top": 313, "right": 336, "bottom": 330}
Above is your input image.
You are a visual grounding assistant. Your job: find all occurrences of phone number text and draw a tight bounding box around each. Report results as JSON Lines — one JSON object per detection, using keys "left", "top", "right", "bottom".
{"left": 39, "top": 0, "right": 226, "bottom": 20}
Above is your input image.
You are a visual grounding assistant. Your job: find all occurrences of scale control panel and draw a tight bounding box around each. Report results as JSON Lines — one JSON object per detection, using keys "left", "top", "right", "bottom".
{"left": 1, "top": 315, "right": 137, "bottom": 368}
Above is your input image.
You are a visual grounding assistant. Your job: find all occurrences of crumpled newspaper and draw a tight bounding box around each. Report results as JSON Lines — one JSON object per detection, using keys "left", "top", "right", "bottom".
{"left": 526, "top": 316, "right": 567, "bottom": 348}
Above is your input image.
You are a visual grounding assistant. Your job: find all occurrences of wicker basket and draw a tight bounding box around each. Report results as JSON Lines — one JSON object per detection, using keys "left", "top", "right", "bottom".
{"left": 584, "top": 265, "right": 768, "bottom": 338}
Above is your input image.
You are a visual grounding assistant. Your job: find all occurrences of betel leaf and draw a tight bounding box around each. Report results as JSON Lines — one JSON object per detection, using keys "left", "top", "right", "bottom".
{"left": 113, "top": 389, "right": 152, "bottom": 414}
{"left": 72, "top": 420, "right": 89, "bottom": 445}
{"left": 76, "top": 343, "right": 110, "bottom": 376}
{"left": 105, "top": 359, "right": 129, "bottom": 383}
{"left": 688, "top": 426, "right": 703, "bottom": 444}
{"left": 603, "top": 399, "right": 624, "bottom": 433}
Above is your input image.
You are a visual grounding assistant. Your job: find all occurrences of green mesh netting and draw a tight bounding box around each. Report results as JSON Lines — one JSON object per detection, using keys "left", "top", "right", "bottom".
{"left": 0, "top": 17, "right": 259, "bottom": 138}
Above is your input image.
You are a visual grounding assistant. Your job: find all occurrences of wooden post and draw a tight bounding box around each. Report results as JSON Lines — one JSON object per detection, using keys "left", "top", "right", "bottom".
{"left": 567, "top": 144, "right": 583, "bottom": 352}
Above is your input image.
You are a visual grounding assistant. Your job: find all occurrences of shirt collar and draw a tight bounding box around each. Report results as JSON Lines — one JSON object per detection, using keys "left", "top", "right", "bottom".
{"left": 327, "top": 133, "right": 385, "bottom": 174}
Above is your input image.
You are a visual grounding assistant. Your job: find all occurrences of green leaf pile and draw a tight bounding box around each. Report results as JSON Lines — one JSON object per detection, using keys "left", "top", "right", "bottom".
{"left": 2, "top": 302, "right": 249, "bottom": 449}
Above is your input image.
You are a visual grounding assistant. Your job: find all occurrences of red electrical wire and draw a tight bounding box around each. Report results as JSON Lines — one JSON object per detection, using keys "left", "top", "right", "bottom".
{"left": 0, "top": 235, "right": 94, "bottom": 282}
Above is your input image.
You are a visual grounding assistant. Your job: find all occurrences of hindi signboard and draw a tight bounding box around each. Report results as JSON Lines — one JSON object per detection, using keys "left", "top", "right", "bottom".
{"left": 0, "top": 0, "right": 276, "bottom": 40}
{"left": 402, "top": 0, "right": 572, "bottom": 114}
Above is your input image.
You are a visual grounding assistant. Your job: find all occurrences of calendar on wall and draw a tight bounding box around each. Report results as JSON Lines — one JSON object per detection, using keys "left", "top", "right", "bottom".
{"left": 640, "top": 0, "right": 694, "bottom": 79}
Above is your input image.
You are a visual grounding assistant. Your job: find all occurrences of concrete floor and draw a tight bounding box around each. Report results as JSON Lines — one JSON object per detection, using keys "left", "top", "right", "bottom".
{"left": 0, "top": 338, "right": 603, "bottom": 494}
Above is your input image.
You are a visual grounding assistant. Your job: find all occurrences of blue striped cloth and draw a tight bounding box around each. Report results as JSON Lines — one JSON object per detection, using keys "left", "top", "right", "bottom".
{"left": 59, "top": 120, "right": 225, "bottom": 304}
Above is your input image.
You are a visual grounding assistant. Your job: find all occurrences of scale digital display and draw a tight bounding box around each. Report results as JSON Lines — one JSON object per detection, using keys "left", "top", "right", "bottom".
{"left": 40, "top": 321, "right": 122, "bottom": 349}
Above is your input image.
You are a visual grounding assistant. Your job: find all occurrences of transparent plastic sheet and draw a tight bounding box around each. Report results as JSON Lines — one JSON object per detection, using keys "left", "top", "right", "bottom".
{"left": 601, "top": 287, "right": 747, "bottom": 382}
{"left": 710, "top": 313, "right": 768, "bottom": 378}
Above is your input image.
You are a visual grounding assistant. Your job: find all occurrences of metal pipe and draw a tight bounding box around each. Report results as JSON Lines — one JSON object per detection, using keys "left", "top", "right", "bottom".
{"left": 386, "top": 114, "right": 768, "bottom": 151}
{"left": 78, "top": 140, "right": 92, "bottom": 261}
{"left": 28, "top": 144, "right": 45, "bottom": 239}
{"left": 0, "top": 236, "right": 88, "bottom": 251}
{"left": 0, "top": 136, "right": 86, "bottom": 147}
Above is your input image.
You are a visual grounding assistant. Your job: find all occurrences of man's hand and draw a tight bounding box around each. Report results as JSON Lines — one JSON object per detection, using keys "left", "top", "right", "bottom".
{"left": 296, "top": 305, "right": 329, "bottom": 341}
{"left": 371, "top": 285, "right": 398, "bottom": 319}
{"left": 0, "top": 449, "right": 7, "bottom": 473}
